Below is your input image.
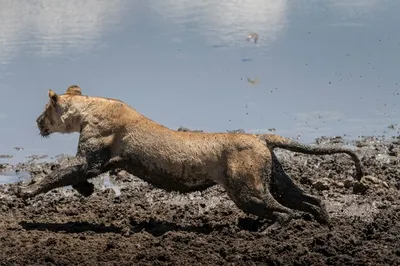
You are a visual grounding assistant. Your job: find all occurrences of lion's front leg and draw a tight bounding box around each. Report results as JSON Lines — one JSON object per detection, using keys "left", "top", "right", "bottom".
{"left": 18, "top": 162, "right": 101, "bottom": 199}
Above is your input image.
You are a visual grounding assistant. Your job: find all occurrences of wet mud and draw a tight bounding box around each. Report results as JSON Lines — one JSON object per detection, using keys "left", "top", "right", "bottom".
{"left": 0, "top": 136, "right": 399, "bottom": 265}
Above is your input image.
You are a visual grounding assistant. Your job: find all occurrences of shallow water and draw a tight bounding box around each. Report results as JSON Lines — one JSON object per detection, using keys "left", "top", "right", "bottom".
{"left": 0, "top": 170, "right": 31, "bottom": 185}
{"left": 0, "top": 0, "right": 399, "bottom": 163}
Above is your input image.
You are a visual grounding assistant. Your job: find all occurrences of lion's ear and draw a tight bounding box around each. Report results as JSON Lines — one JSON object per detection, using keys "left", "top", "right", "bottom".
{"left": 66, "top": 85, "right": 82, "bottom": 95}
{"left": 48, "top": 89, "right": 58, "bottom": 104}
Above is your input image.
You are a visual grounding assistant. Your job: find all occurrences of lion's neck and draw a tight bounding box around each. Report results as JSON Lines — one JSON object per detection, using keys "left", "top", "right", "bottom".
{"left": 71, "top": 97, "right": 128, "bottom": 134}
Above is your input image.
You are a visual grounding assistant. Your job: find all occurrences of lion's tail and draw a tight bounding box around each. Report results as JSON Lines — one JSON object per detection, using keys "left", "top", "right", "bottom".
{"left": 259, "top": 134, "right": 364, "bottom": 181}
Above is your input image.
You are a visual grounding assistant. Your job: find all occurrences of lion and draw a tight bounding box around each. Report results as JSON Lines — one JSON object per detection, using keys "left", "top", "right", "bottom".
{"left": 17, "top": 85, "right": 364, "bottom": 229}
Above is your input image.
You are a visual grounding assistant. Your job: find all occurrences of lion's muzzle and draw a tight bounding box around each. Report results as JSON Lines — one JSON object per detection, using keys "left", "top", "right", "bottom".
{"left": 36, "top": 114, "right": 49, "bottom": 137}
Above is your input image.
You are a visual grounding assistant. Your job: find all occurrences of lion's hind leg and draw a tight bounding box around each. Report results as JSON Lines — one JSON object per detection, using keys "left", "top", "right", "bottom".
{"left": 223, "top": 154, "right": 296, "bottom": 232}
{"left": 270, "top": 152, "right": 330, "bottom": 224}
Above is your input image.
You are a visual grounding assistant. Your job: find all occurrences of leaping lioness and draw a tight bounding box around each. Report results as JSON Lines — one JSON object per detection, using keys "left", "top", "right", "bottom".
{"left": 18, "top": 85, "right": 364, "bottom": 228}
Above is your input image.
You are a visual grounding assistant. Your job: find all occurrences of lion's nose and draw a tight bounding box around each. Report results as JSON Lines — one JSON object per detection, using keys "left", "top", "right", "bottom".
{"left": 36, "top": 115, "right": 43, "bottom": 126}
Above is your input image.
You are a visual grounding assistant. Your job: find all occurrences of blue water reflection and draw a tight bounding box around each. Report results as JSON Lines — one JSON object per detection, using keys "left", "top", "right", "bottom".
{"left": 0, "top": 0, "right": 398, "bottom": 163}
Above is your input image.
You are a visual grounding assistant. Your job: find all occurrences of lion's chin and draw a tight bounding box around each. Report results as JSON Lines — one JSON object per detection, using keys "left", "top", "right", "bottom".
{"left": 39, "top": 129, "right": 51, "bottom": 138}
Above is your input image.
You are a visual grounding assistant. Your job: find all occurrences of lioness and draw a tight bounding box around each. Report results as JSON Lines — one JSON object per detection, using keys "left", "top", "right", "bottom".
{"left": 18, "top": 85, "right": 364, "bottom": 228}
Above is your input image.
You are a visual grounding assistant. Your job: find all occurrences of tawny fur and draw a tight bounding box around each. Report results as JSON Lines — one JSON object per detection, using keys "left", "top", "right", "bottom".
{"left": 18, "top": 85, "right": 365, "bottom": 228}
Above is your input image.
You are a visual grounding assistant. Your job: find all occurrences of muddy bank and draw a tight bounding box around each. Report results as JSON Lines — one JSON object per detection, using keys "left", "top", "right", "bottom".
{"left": 0, "top": 136, "right": 399, "bottom": 265}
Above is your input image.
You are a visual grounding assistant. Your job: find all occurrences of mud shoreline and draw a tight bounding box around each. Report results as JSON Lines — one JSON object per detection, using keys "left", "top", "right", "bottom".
{"left": 0, "top": 135, "right": 399, "bottom": 265}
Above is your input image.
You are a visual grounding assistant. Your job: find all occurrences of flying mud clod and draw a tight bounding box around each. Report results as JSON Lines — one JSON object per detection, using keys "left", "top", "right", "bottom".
{"left": 246, "top": 32, "right": 259, "bottom": 43}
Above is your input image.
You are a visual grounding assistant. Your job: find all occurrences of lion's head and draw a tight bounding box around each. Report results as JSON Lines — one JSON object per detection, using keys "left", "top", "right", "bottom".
{"left": 36, "top": 85, "right": 83, "bottom": 137}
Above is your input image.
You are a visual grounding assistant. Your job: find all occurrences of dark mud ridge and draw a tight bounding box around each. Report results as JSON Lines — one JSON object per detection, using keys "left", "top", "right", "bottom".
{"left": 0, "top": 136, "right": 399, "bottom": 265}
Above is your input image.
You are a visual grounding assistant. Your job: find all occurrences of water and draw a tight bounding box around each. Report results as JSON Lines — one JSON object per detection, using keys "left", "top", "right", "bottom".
{"left": 0, "top": 0, "right": 399, "bottom": 165}
{"left": 0, "top": 170, "right": 31, "bottom": 185}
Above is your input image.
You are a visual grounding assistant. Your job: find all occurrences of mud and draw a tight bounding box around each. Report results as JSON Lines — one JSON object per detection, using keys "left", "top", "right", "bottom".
{"left": 0, "top": 136, "right": 399, "bottom": 265}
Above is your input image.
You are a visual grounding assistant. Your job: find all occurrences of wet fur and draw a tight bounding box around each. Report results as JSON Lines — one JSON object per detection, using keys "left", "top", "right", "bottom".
{"left": 18, "top": 85, "right": 365, "bottom": 227}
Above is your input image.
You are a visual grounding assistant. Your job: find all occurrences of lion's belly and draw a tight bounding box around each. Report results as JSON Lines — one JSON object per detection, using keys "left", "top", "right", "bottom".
{"left": 121, "top": 157, "right": 218, "bottom": 193}
{"left": 119, "top": 133, "right": 228, "bottom": 192}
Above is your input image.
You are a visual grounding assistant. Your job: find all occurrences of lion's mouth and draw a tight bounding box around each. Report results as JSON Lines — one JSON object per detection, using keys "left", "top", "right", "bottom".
{"left": 37, "top": 118, "right": 50, "bottom": 138}
{"left": 38, "top": 127, "right": 50, "bottom": 138}
{"left": 39, "top": 130, "right": 50, "bottom": 138}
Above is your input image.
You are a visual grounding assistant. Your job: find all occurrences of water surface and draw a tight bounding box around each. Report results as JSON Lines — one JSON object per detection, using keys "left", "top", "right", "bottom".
{"left": 0, "top": 0, "right": 399, "bottom": 164}
{"left": 0, "top": 170, "right": 31, "bottom": 185}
